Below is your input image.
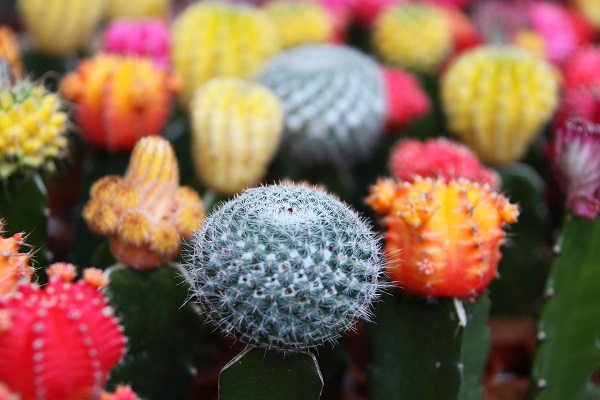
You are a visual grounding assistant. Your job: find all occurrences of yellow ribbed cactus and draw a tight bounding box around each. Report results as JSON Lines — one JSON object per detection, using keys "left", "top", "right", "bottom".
{"left": 190, "top": 78, "right": 283, "bottom": 195}
{"left": 441, "top": 46, "right": 559, "bottom": 165}
{"left": 574, "top": 0, "right": 600, "bottom": 28}
{"left": 0, "top": 79, "right": 68, "bottom": 178}
{"left": 17, "top": 0, "right": 105, "bottom": 56}
{"left": 373, "top": 3, "right": 451, "bottom": 73}
{"left": 265, "top": 0, "right": 333, "bottom": 49}
{"left": 107, "top": 0, "right": 171, "bottom": 19}
{"left": 0, "top": 27, "right": 23, "bottom": 79}
{"left": 172, "top": 2, "right": 280, "bottom": 105}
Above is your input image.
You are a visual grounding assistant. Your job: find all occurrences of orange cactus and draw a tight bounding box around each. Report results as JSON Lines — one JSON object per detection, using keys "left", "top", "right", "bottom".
{"left": 83, "top": 136, "right": 204, "bottom": 269}
{"left": 60, "top": 54, "right": 179, "bottom": 151}
{"left": 0, "top": 226, "right": 33, "bottom": 299}
{"left": 0, "top": 27, "right": 23, "bottom": 79}
{"left": 366, "top": 177, "right": 518, "bottom": 298}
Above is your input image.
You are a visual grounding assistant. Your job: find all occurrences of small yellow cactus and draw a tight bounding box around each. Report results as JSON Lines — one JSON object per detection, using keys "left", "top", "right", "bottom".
{"left": 17, "top": 0, "right": 105, "bottom": 56}
{"left": 191, "top": 78, "right": 283, "bottom": 195}
{"left": 83, "top": 136, "right": 205, "bottom": 269}
{"left": 0, "top": 79, "right": 68, "bottom": 178}
{"left": 373, "top": 3, "right": 452, "bottom": 73}
{"left": 0, "top": 27, "right": 23, "bottom": 78}
{"left": 171, "top": 2, "right": 280, "bottom": 105}
{"left": 574, "top": 0, "right": 600, "bottom": 28}
{"left": 441, "top": 46, "right": 558, "bottom": 165}
{"left": 107, "top": 0, "right": 171, "bottom": 19}
{"left": 265, "top": 0, "right": 333, "bottom": 48}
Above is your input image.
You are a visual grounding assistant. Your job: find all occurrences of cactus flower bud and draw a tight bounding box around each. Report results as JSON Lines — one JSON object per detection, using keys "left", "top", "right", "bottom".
{"left": 16, "top": 0, "right": 105, "bottom": 56}
{"left": 265, "top": 0, "right": 333, "bottom": 48}
{"left": 551, "top": 119, "right": 600, "bottom": 219}
{"left": 381, "top": 67, "right": 430, "bottom": 132}
{"left": 83, "top": 136, "right": 205, "bottom": 269}
{"left": 0, "top": 264, "right": 126, "bottom": 400}
{"left": 190, "top": 78, "right": 283, "bottom": 195}
{"left": 60, "top": 55, "right": 179, "bottom": 151}
{"left": 107, "top": 0, "right": 172, "bottom": 19}
{"left": 0, "top": 227, "right": 33, "bottom": 299}
{"left": 0, "top": 27, "right": 23, "bottom": 79}
{"left": 186, "top": 183, "right": 386, "bottom": 350}
{"left": 366, "top": 177, "right": 518, "bottom": 298}
{"left": 389, "top": 138, "right": 500, "bottom": 190}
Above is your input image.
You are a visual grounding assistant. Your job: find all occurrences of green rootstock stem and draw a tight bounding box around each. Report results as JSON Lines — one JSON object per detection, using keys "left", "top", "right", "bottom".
{"left": 366, "top": 291, "right": 491, "bottom": 400}
{"left": 531, "top": 216, "right": 600, "bottom": 400}
{"left": 219, "top": 347, "right": 323, "bottom": 400}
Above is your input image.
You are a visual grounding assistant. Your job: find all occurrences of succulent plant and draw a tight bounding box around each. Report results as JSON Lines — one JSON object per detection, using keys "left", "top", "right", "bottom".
{"left": 441, "top": 46, "right": 558, "bottom": 165}
{"left": 0, "top": 226, "right": 33, "bottom": 299}
{"left": 373, "top": 3, "right": 452, "bottom": 73}
{"left": 16, "top": 0, "right": 105, "bottom": 56}
{"left": 171, "top": 1, "right": 280, "bottom": 105}
{"left": 380, "top": 66, "right": 430, "bottom": 132}
{"left": 562, "top": 46, "right": 600, "bottom": 91}
{"left": 0, "top": 263, "right": 126, "bottom": 400}
{"left": 265, "top": 0, "right": 333, "bottom": 48}
{"left": 527, "top": 2, "right": 577, "bottom": 65}
{"left": 190, "top": 78, "right": 283, "bottom": 195}
{"left": 106, "top": 0, "right": 171, "bottom": 19}
{"left": 366, "top": 177, "right": 518, "bottom": 298}
{"left": 0, "top": 27, "right": 22, "bottom": 79}
{"left": 60, "top": 55, "right": 179, "bottom": 151}
{"left": 258, "top": 44, "right": 386, "bottom": 166}
{"left": 185, "top": 183, "right": 386, "bottom": 351}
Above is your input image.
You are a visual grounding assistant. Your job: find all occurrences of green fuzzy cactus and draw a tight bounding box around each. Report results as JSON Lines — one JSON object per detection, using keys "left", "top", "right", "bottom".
{"left": 257, "top": 44, "right": 387, "bottom": 167}
{"left": 185, "top": 183, "right": 386, "bottom": 351}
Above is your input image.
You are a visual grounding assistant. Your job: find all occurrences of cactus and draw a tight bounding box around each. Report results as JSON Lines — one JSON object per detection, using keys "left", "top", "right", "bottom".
{"left": 0, "top": 27, "right": 23, "bottom": 79}
{"left": 0, "top": 225, "right": 33, "bottom": 298}
{"left": 0, "top": 263, "right": 126, "bottom": 400}
{"left": 102, "top": 19, "right": 171, "bottom": 69}
{"left": 101, "top": 386, "right": 140, "bottom": 400}
{"left": 562, "top": 46, "right": 600, "bottom": 90}
{"left": 264, "top": 0, "right": 333, "bottom": 48}
{"left": 106, "top": 0, "right": 172, "bottom": 19}
{"left": 16, "top": 0, "right": 105, "bottom": 56}
{"left": 441, "top": 46, "right": 559, "bottom": 165}
{"left": 190, "top": 78, "right": 284, "bottom": 195}
{"left": 171, "top": 2, "right": 280, "bottom": 105}
{"left": 82, "top": 136, "right": 205, "bottom": 269}
{"left": 381, "top": 67, "right": 430, "bottom": 133}
{"left": 528, "top": 2, "right": 578, "bottom": 65}
{"left": 258, "top": 44, "right": 386, "bottom": 166}
{"left": 60, "top": 55, "right": 179, "bottom": 152}
{"left": 373, "top": 3, "right": 452, "bottom": 73}
{"left": 185, "top": 183, "right": 386, "bottom": 351}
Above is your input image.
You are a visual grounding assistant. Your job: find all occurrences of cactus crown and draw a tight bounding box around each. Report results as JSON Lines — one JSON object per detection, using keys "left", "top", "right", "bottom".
{"left": 186, "top": 183, "right": 386, "bottom": 351}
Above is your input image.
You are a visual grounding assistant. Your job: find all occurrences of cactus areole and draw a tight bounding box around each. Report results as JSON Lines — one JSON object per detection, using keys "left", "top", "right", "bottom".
{"left": 186, "top": 184, "right": 386, "bottom": 351}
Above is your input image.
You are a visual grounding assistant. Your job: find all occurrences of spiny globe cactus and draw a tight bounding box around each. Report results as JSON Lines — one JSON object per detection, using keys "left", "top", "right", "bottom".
{"left": 366, "top": 177, "right": 518, "bottom": 298}
{"left": 0, "top": 226, "right": 33, "bottom": 299}
{"left": 0, "top": 77, "right": 68, "bottom": 179}
{"left": 60, "top": 54, "right": 179, "bottom": 151}
{"left": 0, "top": 263, "right": 126, "bottom": 400}
{"left": 107, "top": 0, "right": 172, "bottom": 19}
{"left": 373, "top": 3, "right": 452, "bottom": 73}
{"left": 172, "top": 1, "right": 280, "bottom": 105}
{"left": 186, "top": 183, "right": 386, "bottom": 351}
{"left": 190, "top": 78, "right": 283, "bottom": 195}
{"left": 17, "top": 0, "right": 105, "bottom": 56}
{"left": 264, "top": 0, "right": 333, "bottom": 48}
{"left": 0, "top": 27, "right": 23, "bottom": 79}
{"left": 258, "top": 44, "right": 386, "bottom": 166}
{"left": 441, "top": 46, "right": 558, "bottom": 165}
{"left": 381, "top": 66, "right": 430, "bottom": 132}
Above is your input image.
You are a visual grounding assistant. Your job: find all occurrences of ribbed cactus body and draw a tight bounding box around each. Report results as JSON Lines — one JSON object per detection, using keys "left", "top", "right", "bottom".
{"left": 367, "top": 178, "right": 518, "bottom": 298}
{"left": 17, "top": 0, "right": 105, "bottom": 56}
{"left": 0, "top": 79, "right": 68, "bottom": 178}
{"left": 172, "top": 2, "right": 280, "bottom": 105}
{"left": 190, "top": 78, "right": 283, "bottom": 195}
{"left": 60, "top": 55, "right": 179, "bottom": 151}
{"left": 0, "top": 264, "right": 125, "bottom": 400}
{"left": 107, "top": 0, "right": 171, "bottom": 19}
{"left": 373, "top": 3, "right": 451, "bottom": 73}
{"left": 441, "top": 46, "right": 558, "bottom": 165}
{"left": 186, "top": 183, "right": 385, "bottom": 351}
{"left": 265, "top": 1, "right": 333, "bottom": 48}
{"left": 0, "top": 27, "right": 23, "bottom": 78}
{"left": 258, "top": 44, "right": 386, "bottom": 165}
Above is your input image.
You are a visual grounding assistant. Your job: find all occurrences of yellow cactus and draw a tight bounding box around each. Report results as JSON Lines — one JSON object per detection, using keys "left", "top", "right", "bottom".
{"left": 366, "top": 177, "right": 519, "bottom": 298}
{"left": 107, "top": 0, "right": 171, "bottom": 19}
{"left": 0, "top": 79, "right": 68, "bottom": 178}
{"left": 441, "top": 46, "right": 558, "bottom": 165}
{"left": 265, "top": 0, "right": 333, "bottom": 49}
{"left": 373, "top": 3, "right": 451, "bottom": 73}
{"left": 83, "top": 137, "right": 205, "bottom": 269}
{"left": 0, "top": 27, "right": 23, "bottom": 79}
{"left": 574, "top": 0, "right": 600, "bottom": 28}
{"left": 172, "top": 2, "right": 280, "bottom": 105}
{"left": 191, "top": 78, "right": 283, "bottom": 195}
{"left": 17, "top": 0, "right": 105, "bottom": 56}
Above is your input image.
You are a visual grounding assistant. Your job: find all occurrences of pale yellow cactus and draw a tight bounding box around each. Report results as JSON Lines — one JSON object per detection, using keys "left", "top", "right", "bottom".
{"left": 574, "top": 0, "right": 600, "bottom": 28}
{"left": 17, "top": 0, "right": 105, "bottom": 56}
{"left": 441, "top": 46, "right": 558, "bottom": 165}
{"left": 171, "top": 2, "right": 280, "bottom": 105}
{"left": 107, "top": 0, "right": 171, "bottom": 19}
{"left": 190, "top": 78, "right": 283, "bottom": 195}
{"left": 83, "top": 137, "right": 205, "bottom": 269}
{"left": 265, "top": 0, "right": 333, "bottom": 48}
{"left": 373, "top": 3, "right": 451, "bottom": 73}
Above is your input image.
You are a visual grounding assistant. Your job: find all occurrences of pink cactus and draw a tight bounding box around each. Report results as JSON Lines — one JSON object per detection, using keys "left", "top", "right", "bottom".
{"left": 562, "top": 46, "right": 600, "bottom": 91}
{"left": 103, "top": 19, "right": 170, "bottom": 69}
{"left": 381, "top": 66, "right": 430, "bottom": 132}
{"left": 0, "top": 263, "right": 125, "bottom": 400}
{"left": 528, "top": 1, "right": 577, "bottom": 65}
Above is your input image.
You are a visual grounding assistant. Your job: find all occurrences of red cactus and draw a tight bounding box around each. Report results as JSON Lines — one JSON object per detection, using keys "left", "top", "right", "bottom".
{"left": 381, "top": 67, "right": 430, "bottom": 132}
{"left": 562, "top": 46, "right": 600, "bottom": 91}
{"left": 0, "top": 263, "right": 125, "bottom": 400}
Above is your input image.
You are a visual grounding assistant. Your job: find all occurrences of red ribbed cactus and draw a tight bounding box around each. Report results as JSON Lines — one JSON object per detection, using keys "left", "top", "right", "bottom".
{"left": 381, "top": 67, "right": 430, "bottom": 132}
{"left": 0, "top": 263, "right": 126, "bottom": 400}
